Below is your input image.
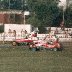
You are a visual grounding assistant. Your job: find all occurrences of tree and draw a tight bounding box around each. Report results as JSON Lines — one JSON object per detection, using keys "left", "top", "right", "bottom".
{"left": 0, "top": 0, "right": 60, "bottom": 27}
{"left": 27, "top": 0, "right": 60, "bottom": 27}
{"left": 0, "top": 0, "right": 27, "bottom": 10}
{"left": 65, "top": 4, "right": 72, "bottom": 27}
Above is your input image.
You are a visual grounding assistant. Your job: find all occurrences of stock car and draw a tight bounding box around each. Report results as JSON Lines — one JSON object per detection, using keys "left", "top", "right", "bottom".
{"left": 12, "top": 38, "right": 33, "bottom": 46}
{"left": 12, "top": 34, "right": 62, "bottom": 51}
{"left": 29, "top": 35, "right": 62, "bottom": 51}
{"left": 12, "top": 31, "right": 38, "bottom": 46}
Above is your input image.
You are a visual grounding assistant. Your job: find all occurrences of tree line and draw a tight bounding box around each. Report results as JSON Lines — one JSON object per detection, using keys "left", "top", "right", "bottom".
{"left": 0, "top": 0, "right": 72, "bottom": 28}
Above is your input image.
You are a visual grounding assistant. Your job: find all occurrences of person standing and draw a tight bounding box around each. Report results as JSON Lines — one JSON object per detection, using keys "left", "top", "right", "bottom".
{"left": 13, "top": 30, "right": 16, "bottom": 39}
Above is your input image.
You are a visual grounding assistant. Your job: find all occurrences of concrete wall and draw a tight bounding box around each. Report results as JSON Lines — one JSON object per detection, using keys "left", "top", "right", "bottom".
{"left": 4, "top": 24, "right": 33, "bottom": 33}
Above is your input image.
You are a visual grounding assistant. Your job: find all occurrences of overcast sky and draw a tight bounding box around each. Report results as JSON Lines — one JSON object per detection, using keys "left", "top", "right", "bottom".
{"left": 59, "top": 0, "right": 66, "bottom": 9}
{"left": 60, "top": 0, "right": 66, "bottom": 5}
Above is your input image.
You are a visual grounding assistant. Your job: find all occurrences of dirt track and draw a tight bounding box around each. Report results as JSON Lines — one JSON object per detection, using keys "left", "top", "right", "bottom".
{"left": 0, "top": 41, "right": 72, "bottom": 49}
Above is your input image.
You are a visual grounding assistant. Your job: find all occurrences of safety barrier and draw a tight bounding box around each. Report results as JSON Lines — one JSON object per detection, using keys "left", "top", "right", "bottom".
{"left": 0, "top": 33, "right": 22, "bottom": 41}
{"left": 37, "top": 34, "right": 72, "bottom": 42}
{"left": 0, "top": 33, "right": 72, "bottom": 41}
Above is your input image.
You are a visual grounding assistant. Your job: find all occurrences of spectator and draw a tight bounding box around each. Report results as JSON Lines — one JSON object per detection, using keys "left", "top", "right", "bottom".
{"left": 23, "top": 30, "right": 28, "bottom": 38}
{"left": 21, "top": 29, "right": 24, "bottom": 37}
{"left": 54, "top": 28, "right": 58, "bottom": 34}
{"left": 30, "top": 31, "right": 37, "bottom": 37}
{"left": 68, "top": 29, "right": 72, "bottom": 36}
{"left": 8, "top": 29, "right": 12, "bottom": 37}
{"left": 24, "top": 30, "right": 28, "bottom": 34}
{"left": 13, "top": 30, "right": 16, "bottom": 37}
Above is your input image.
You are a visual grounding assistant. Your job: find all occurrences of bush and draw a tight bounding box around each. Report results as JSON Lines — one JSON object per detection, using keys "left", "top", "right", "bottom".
{"left": 38, "top": 26, "right": 47, "bottom": 34}
{"left": 0, "top": 25, "right": 4, "bottom": 33}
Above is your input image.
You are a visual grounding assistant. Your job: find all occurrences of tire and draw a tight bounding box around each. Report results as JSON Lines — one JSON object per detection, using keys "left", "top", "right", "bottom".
{"left": 32, "top": 48, "right": 36, "bottom": 51}
{"left": 53, "top": 48, "right": 57, "bottom": 51}
{"left": 12, "top": 41, "right": 17, "bottom": 46}
{"left": 58, "top": 48, "right": 63, "bottom": 51}
{"left": 23, "top": 42, "right": 28, "bottom": 46}
{"left": 17, "top": 43, "right": 20, "bottom": 46}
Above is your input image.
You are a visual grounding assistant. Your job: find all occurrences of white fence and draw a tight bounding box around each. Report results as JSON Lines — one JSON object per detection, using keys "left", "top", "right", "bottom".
{"left": 4, "top": 24, "right": 33, "bottom": 33}
{"left": 0, "top": 33, "right": 72, "bottom": 42}
{"left": 37, "top": 34, "right": 72, "bottom": 42}
{"left": 0, "top": 33, "right": 22, "bottom": 41}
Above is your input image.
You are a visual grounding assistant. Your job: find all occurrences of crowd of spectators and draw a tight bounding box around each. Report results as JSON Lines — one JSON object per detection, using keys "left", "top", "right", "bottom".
{"left": 54, "top": 27, "right": 72, "bottom": 37}
{"left": 2, "top": 27, "right": 72, "bottom": 39}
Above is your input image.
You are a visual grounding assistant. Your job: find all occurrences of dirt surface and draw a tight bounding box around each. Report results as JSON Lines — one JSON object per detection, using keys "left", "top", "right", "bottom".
{"left": 0, "top": 41, "right": 72, "bottom": 72}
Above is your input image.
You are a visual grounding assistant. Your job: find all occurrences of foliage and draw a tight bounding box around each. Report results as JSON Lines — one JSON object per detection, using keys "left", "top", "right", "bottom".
{"left": 65, "top": 5, "right": 72, "bottom": 27}
{"left": 0, "top": 42, "right": 72, "bottom": 72}
{"left": 0, "top": 0, "right": 61, "bottom": 27}
{"left": 0, "top": 25, "right": 4, "bottom": 33}
{"left": 27, "top": 0, "right": 60, "bottom": 27}
{"left": 0, "top": 0, "right": 26, "bottom": 10}
{"left": 38, "top": 26, "right": 47, "bottom": 33}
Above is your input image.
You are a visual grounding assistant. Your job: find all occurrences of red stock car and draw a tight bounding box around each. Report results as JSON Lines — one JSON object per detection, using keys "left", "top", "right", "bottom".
{"left": 12, "top": 31, "right": 38, "bottom": 46}
{"left": 12, "top": 35, "right": 62, "bottom": 51}
{"left": 12, "top": 39, "right": 33, "bottom": 46}
{"left": 29, "top": 36, "right": 62, "bottom": 51}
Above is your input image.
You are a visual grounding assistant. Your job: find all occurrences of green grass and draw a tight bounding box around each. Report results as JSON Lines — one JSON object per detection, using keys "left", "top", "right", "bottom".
{"left": 0, "top": 45, "right": 72, "bottom": 72}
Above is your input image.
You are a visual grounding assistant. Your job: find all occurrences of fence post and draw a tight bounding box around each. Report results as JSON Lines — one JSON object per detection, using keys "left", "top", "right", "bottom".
{"left": 3, "top": 32, "right": 5, "bottom": 44}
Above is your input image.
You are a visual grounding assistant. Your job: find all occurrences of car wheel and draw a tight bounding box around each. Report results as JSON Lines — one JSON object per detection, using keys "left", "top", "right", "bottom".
{"left": 43, "top": 48, "right": 47, "bottom": 51}
{"left": 12, "top": 41, "right": 17, "bottom": 46}
{"left": 32, "top": 48, "right": 36, "bottom": 51}
{"left": 53, "top": 48, "right": 57, "bottom": 51}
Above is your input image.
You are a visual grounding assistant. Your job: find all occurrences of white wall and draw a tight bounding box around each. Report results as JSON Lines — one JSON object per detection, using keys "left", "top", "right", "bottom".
{"left": 4, "top": 24, "right": 33, "bottom": 33}
{"left": 58, "top": 0, "right": 66, "bottom": 9}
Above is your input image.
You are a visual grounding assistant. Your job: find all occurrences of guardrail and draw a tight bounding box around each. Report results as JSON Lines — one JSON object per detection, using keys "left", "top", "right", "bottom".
{"left": 0, "top": 33, "right": 72, "bottom": 42}
{"left": 0, "top": 33, "right": 22, "bottom": 41}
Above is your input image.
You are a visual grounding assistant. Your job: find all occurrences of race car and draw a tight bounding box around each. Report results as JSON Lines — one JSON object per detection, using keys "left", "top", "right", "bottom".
{"left": 42, "top": 40, "right": 61, "bottom": 51}
{"left": 12, "top": 31, "right": 38, "bottom": 46}
{"left": 29, "top": 35, "right": 62, "bottom": 51}
{"left": 12, "top": 39, "right": 33, "bottom": 46}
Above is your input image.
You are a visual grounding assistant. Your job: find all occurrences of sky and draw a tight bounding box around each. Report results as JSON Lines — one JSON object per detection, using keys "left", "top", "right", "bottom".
{"left": 59, "top": 0, "right": 66, "bottom": 6}
{"left": 59, "top": 0, "right": 66, "bottom": 9}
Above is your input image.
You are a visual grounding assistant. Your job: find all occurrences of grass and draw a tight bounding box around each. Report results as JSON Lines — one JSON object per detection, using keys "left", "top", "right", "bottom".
{"left": 0, "top": 43, "right": 72, "bottom": 72}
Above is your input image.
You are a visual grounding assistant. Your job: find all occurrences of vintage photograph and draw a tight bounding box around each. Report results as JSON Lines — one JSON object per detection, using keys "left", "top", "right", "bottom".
{"left": 0, "top": 0, "right": 72, "bottom": 72}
